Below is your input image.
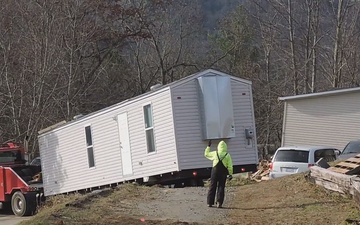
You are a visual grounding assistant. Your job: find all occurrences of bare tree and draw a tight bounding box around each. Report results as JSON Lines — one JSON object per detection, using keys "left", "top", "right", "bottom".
{"left": 287, "top": 0, "right": 299, "bottom": 95}
{"left": 0, "top": 0, "right": 154, "bottom": 157}
{"left": 336, "top": 2, "right": 360, "bottom": 88}
{"left": 333, "top": 0, "right": 346, "bottom": 87}
{"left": 302, "top": 0, "right": 321, "bottom": 93}
{"left": 123, "top": 0, "right": 203, "bottom": 95}
{"left": 310, "top": 0, "right": 320, "bottom": 93}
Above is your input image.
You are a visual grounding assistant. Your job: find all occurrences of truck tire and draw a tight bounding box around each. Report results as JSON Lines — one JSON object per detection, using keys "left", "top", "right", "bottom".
{"left": 11, "top": 191, "right": 36, "bottom": 216}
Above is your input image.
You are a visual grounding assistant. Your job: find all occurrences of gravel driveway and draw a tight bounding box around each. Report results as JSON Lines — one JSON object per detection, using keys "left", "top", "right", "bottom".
{"left": 12, "top": 181, "right": 241, "bottom": 225}
{"left": 136, "top": 186, "right": 237, "bottom": 224}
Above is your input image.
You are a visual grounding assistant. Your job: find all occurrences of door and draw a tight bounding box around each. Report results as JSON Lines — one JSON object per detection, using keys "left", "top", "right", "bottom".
{"left": 117, "top": 113, "right": 133, "bottom": 176}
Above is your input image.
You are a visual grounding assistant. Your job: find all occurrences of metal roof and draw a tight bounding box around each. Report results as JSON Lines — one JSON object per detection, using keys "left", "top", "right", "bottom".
{"left": 278, "top": 87, "right": 360, "bottom": 101}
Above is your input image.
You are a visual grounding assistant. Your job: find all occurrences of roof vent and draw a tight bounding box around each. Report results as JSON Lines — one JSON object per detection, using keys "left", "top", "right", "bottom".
{"left": 150, "top": 84, "right": 162, "bottom": 91}
{"left": 73, "top": 114, "right": 84, "bottom": 120}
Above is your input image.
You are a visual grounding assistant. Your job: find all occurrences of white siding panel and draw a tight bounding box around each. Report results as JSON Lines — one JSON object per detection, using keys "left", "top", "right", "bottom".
{"left": 282, "top": 92, "right": 360, "bottom": 150}
{"left": 39, "top": 89, "right": 177, "bottom": 196}
{"left": 172, "top": 78, "right": 258, "bottom": 170}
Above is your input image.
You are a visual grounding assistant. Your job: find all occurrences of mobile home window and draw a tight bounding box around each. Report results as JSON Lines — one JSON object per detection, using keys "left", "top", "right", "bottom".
{"left": 143, "top": 104, "right": 155, "bottom": 153}
{"left": 85, "top": 126, "right": 95, "bottom": 167}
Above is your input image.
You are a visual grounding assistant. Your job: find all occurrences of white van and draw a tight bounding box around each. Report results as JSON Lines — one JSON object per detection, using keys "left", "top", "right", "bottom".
{"left": 269, "top": 146, "right": 338, "bottom": 179}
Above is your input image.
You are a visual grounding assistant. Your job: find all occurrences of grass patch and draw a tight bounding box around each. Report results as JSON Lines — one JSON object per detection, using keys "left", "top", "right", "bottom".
{"left": 229, "top": 173, "right": 360, "bottom": 225}
{"left": 226, "top": 176, "right": 256, "bottom": 187}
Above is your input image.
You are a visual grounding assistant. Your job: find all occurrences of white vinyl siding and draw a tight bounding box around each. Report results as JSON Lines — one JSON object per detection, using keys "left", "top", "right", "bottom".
{"left": 39, "top": 89, "right": 177, "bottom": 196}
{"left": 172, "top": 78, "right": 258, "bottom": 170}
{"left": 282, "top": 91, "right": 360, "bottom": 150}
{"left": 38, "top": 70, "right": 258, "bottom": 196}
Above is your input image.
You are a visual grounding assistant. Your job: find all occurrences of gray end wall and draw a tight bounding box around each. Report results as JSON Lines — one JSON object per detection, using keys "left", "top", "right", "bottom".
{"left": 172, "top": 77, "right": 258, "bottom": 170}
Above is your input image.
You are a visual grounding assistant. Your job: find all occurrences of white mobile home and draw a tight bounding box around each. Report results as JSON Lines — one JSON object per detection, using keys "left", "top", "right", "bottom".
{"left": 279, "top": 87, "right": 360, "bottom": 150}
{"left": 38, "top": 69, "right": 258, "bottom": 196}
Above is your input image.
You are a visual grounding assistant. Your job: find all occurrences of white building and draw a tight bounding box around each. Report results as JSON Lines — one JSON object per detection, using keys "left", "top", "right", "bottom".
{"left": 279, "top": 87, "right": 360, "bottom": 150}
{"left": 38, "top": 69, "right": 259, "bottom": 196}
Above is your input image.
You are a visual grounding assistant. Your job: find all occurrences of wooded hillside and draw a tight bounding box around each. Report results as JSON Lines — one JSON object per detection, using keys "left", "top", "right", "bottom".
{"left": 1, "top": 0, "right": 359, "bottom": 158}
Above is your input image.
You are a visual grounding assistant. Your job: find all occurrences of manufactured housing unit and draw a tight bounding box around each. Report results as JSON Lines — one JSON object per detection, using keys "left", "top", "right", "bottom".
{"left": 279, "top": 87, "right": 360, "bottom": 150}
{"left": 38, "top": 69, "right": 258, "bottom": 196}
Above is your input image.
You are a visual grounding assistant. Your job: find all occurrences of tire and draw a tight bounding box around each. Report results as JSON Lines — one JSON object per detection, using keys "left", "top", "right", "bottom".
{"left": 11, "top": 191, "right": 36, "bottom": 216}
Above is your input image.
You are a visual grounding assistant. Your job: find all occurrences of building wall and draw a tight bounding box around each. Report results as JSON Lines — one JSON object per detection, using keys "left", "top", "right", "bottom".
{"left": 39, "top": 89, "right": 177, "bottom": 196}
{"left": 282, "top": 91, "right": 360, "bottom": 150}
{"left": 171, "top": 75, "right": 258, "bottom": 170}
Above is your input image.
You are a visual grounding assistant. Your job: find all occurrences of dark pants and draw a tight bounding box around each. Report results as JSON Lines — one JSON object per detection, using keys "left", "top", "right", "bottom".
{"left": 207, "top": 163, "right": 228, "bottom": 205}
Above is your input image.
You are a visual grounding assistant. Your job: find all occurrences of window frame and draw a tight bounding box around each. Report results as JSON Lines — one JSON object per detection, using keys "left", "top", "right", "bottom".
{"left": 143, "top": 103, "right": 156, "bottom": 154}
{"left": 273, "top": 149, "right": 309, "bottom": 163}
{"left": 85, "top": 125, "right": 96, "bottom": 168}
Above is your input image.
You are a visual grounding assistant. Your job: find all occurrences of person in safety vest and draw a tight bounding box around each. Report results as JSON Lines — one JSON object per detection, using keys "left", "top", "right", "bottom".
{"left": 204, "top": 139, "right": 233, "bottom": 208}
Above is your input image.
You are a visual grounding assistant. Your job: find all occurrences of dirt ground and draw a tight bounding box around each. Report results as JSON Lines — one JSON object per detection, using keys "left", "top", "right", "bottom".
{"left": 20, "top": 173, "right": 360, "bottom": 225}
{"left": 22, "top": 184, "right": 233, "bottom": 225}
{"left": 135, "top": 186, "right": 236, "bottom": 223}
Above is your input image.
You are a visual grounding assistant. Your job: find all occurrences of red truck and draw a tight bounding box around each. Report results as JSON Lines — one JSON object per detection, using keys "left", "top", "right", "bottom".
{"left": 0, "top": 142, "right": 44, "bottom": 216}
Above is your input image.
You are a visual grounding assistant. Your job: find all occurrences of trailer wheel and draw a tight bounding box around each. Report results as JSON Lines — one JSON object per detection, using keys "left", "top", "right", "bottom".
{"left": 11, "top": 191, "right": 36, "bottom": 217}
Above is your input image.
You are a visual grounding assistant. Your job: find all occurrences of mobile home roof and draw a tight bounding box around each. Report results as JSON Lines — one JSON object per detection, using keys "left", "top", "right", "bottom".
{"left": 278, "top": 87, "right": 360, "bottom": 101}
{"left": 38, "top": 69, "right": 251, "bottom": 136}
